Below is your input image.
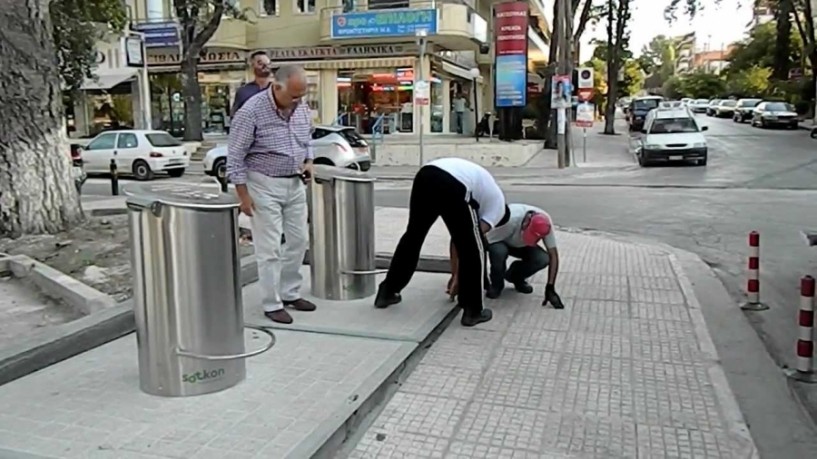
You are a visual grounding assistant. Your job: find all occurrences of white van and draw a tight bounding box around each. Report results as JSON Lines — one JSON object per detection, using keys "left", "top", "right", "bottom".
{"left": 637, "top": 101, "right": 709, "bottom": 167}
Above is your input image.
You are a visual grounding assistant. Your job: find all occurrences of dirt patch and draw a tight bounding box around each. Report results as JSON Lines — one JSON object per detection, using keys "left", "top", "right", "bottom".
{"left": 0, "top": 215, "right": 255, "bottom": 303}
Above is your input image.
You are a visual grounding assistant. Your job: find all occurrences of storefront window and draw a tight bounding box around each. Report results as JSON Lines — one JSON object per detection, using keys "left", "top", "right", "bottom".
{"left": 305, "top": 71, "right": 320, "bottom": 123}
{"left": 431, "top": 74, "right": 443, "bottom": 133}
{"left": 337, "top": 67, "right": 414, "bottom": 134}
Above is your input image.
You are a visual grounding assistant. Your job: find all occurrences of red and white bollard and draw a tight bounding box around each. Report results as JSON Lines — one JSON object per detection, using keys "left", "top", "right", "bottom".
{"left": 741, "top": 231, "right": 768, "bottom": 311}
{"left": 786, "top": 276, "right": 817, "bottom": 383}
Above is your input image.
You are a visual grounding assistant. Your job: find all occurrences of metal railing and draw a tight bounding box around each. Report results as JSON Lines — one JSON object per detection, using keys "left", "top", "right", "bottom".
{"left": 370, "top": 113, "right": 386, "bottom": 162}
{"left": 334, "top": 112, "right": 348, "bottom": 126}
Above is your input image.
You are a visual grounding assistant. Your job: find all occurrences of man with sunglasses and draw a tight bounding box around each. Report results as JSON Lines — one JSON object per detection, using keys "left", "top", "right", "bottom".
{"left": 227, "top": 65, "right": 316, "bottom": 324}
{"left": 231, "top": 50, "right": 272, "bottom": 116}
{"left": 485, "top": 204, "right": 564, "bottom": 308}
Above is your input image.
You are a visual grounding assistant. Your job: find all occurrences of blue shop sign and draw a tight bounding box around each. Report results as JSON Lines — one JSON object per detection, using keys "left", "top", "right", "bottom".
{"left": 133, "top": 21, "right": 179, "bottom": 48}
{"left": 331, "top": 9, "right": 438, "bottom": 38}
{"left": 495, "top": 54, "right": 527, "bottom": 108}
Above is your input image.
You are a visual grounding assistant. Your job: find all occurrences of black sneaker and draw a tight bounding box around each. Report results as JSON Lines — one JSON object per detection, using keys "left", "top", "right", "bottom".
{"left": 461, "top": 308, "right": 493, "bottom": 327}
{"left": 513, "top": 281, "right": 534, "bottom": 294}
{"left": 374, "top": 283, "right": 401, "bottom": 309}
{"left": 486, "top": 285, "right": 503, "bottom": 299}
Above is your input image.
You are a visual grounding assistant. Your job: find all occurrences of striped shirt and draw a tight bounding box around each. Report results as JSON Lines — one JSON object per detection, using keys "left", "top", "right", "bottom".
{"left": 227, "top": 89, "right": 314, "bottom": 185}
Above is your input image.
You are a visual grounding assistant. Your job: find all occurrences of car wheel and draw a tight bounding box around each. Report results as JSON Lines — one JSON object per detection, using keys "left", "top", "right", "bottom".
{"left": 132, "top": 160, "right": 154, "bottom": 181}
{"left": 168, "top": 168, "right": 185, "bottom": 178}
{"left": 810, "top": 129, "right": 817, "bottom": 139}
{"left": 213, "top": 158, "right": 227, "bottom": 179}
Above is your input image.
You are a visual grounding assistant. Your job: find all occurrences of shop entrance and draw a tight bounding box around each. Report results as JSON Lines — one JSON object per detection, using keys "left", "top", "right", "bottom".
{"left": 337, "top": 68, "right": 414, "bottom": 134}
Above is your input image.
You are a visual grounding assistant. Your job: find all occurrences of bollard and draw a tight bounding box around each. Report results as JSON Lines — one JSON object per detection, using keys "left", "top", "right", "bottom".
{"left": 741, "top": 231, "right": 768, "bottom": 311}
{"left": 110, "top": 158, "right": 119, "bottom": 196}
{"left": 785, "top": 276, "right": 817, "bottom": 383}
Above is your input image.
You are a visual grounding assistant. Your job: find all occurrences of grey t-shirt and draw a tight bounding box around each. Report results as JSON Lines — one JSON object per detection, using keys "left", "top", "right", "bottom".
{"left": 231, "top": 81, "right": 270, "bottom": 116}
{"left": 486, "top": 204, "right": 557, "bottom": 249}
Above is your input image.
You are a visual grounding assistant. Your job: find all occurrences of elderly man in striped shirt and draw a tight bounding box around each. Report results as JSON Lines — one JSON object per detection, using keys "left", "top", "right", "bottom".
{"left": 227, "top": 65, "right": 317, "bottom": 324}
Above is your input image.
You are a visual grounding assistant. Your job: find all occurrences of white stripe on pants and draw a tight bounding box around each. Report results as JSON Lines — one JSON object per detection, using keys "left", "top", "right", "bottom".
{"left": 246, "top": 171, "right": 309, "bottom": 312}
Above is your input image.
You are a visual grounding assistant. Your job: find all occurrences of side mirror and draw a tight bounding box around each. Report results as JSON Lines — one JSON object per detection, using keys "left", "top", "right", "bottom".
{"left": 701, "top": 126, "right": 709, "bottom": 131}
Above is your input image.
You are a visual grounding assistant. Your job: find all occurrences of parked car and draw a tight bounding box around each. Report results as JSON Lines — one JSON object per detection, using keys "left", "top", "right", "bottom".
{"left": 636, "top": 101, "right": 709, "bottom": 167}
{"left": 714, "top": 99, "right": 737, "bottom": 118}
{"left": 82, "top": 130, "right": 189, "bottom": 180}
{"left": 627, "top": 96, "right": 663, "bottom": 131}
{"left": 705, "top": 99, "right": 723, "bottom": 116}
{"left": 203, "top": 125, "right": 371, "bottom": 180}
{"left": 689, "top": 99, "right": 710, "bottom": 113}
{"left": 70, "top": 143, "right": 87, "bottom": 194}
{"left": 751, "top": 101, "right": 799, "bottom": 129}
{"left": 732, "top": 98, "right": 762, "bottom": 123}
{"left": 681, "top": 97, "right": 692, "bottom": 106}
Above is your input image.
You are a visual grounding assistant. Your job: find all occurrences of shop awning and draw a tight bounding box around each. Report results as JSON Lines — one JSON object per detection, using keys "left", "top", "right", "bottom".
{"left": 80, "top": 69, "right": 139, "bottom": 90}
{"left": 274, "top": 57, "right": 415, "bottom": 70}
{"left": 441, "top": 62, "right": 484, "bottom": 83}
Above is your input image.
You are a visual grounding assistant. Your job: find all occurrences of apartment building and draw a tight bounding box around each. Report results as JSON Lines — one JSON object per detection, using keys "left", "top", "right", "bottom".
{"left": 126, "top": 0, "right": 550, "bottom": 136}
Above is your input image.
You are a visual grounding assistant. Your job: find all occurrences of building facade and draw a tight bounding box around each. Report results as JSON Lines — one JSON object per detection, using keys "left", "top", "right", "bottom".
{"left": 126, "top": 0, "right": 550, "bottom": 136}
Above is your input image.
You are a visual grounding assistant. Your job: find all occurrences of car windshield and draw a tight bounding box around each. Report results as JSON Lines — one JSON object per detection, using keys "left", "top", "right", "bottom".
{"left": 695, "top": 99, "right": 708, "bottom": 104}
{"left": 338, "top": 128, "right": 367, "bottom": 147}
{"left": 721, "top": 100, "right": 737, "bottom": 107}
{"left": 765, "top": 102, "right": 794, "bottom": 112}
{"left": 739, "top": 99, "right": 760, "bottom": 107}
{"left": 146, "top": 132, "right": 182, "bottom": 147}
{"left": 649, "top": 117, "right": 699, "bottom": 134}
{"left": 709, "top": 99, "right": 722, "bottom": 105}
{"left": 633, "top": 99, "right": 660, "bottom": 110}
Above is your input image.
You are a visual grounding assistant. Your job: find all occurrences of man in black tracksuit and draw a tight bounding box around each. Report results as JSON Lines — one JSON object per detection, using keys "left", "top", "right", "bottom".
{"left": 374, "top": 158, "right": 506, "bottom": 327}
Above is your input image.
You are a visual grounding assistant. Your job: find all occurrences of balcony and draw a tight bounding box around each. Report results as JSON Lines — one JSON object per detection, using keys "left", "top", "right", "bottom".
{"left": 319, "top": 0, "right": 488, "bottom": 50}
{"left": 208, "top": 17, "right": 251, "bottom": 49}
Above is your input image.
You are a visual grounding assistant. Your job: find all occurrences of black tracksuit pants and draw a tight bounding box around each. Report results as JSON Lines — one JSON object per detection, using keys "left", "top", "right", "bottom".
{"left": 382, "top": 165, "right": 486, "bottom": 317}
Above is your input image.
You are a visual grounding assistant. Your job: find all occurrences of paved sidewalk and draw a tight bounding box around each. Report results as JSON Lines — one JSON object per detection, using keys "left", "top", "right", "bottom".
{"left": 350, "top": 218, "right": 757, "bottom": 458}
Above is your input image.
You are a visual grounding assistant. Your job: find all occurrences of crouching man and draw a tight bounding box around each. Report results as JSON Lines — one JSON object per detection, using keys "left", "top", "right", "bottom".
{"left": 486, "top": 204, "right": 564, "bottom": 308}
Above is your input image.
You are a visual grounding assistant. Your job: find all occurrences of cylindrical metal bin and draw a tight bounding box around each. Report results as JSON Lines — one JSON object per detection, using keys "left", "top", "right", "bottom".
{"left": 308, "top": 165, "right": 379, "bottom": 300}
{"left": 126, "top": 183, "right": 274, "bottom": 397}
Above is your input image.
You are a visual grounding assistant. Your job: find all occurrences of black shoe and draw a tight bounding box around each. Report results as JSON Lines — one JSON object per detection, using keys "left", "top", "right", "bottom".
{"left": 461, "top": 308, "right": 493, "bottom": 327}
{"left": 374, "top": 283, "right": 401, "bottom": 309}
{"left": 486, "top": 285, "right": 503, "bottom": 299}
{"left": 513, "top": 281, "right": 534, "bottom": 294}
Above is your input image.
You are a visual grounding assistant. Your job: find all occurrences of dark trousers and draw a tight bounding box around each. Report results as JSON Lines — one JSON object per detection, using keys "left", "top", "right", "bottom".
{"left": 488, "top": 242, "right": 549, "bottom": 287}
{"left": 383, "top": 165, "right": 485, "bottom": 317}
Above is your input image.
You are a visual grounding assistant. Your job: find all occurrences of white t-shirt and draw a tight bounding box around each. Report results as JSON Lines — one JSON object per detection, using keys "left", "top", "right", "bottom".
{"left": 427, "top": 157, "right": 505, "bottom": 228}
{"left": 453, "top": 97, "right": 467, "bottom": 112}
{"left": 487, "top": 204, "right": 557, "bottom": 249}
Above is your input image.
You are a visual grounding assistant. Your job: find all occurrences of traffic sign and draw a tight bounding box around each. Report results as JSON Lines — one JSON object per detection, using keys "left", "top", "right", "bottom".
{"left": 577, "top": 67, "right": 593, "bottom": 88}
{"left": 575, "top": 102, "right": 594, "bottom": 128}
{"left": 578, "top": 87, "right": 593, "bottom": 102}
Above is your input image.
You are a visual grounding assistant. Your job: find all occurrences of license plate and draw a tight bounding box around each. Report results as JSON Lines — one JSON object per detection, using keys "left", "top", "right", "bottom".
{"left": 168, "top": 159, "right": 183, "bottom": 164}
{"left": 669, "top": 155, "right": 683, "bottom": 160}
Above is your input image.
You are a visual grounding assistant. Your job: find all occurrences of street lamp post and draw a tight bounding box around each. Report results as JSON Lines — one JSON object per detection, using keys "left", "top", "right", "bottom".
{"left": 416, "top": 28, "right": 428, "bottom": 165}
{"left": 469, "top": 67, "right": 480, "bottom": 142}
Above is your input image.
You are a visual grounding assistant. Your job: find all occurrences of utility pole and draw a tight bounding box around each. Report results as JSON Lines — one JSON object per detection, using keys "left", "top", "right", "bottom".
{"left": 556, "top": 0, "right": 573, "bottom": 168}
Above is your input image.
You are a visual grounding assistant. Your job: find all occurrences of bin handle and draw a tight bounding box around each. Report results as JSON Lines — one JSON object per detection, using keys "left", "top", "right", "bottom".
{"left": 175, "top": 325, "right": 276, "bottom": 361}
{"left": 340, "top": 268, "right": 389, "bottom": 275}
{"left": 314, "top": 176, "right": 333, "bottom": 185}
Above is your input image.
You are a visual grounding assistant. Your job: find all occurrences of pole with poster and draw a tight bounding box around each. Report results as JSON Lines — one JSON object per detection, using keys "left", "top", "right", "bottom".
{"left": 575, "top": 101, "right": 594, "bottom": 164}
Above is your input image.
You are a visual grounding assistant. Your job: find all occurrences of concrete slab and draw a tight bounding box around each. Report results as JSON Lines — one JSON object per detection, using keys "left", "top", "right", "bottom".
{"left": 348, "top": 231, "right": 758, "bottom": 459}
{"left": 0, "top": 330, "right": 415, "bottom": 459}
{"left": 374, "top": 139, "right": 541, "bottom": 167}
{"left": 243, "top": 268, "right": 454, "bottom": 342}
{"left": 374, "top": 207, "right": 450, "bottom": 259}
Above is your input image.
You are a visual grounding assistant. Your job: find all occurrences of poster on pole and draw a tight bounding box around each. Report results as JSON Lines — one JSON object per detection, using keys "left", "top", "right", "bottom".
{"left": 551, "top": 75, "right": 572, "bottom": 108}
{"left": 414, "top": 80, "right": 430, "bottom": 105}
{"left": 575, "top": 102, "right": 594, "bottom": 128}
{"left": 494, "top": 2, "right": 529, "bottom": 108}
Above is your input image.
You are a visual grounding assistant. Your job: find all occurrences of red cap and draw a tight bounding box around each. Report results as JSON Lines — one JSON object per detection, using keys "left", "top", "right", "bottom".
{"left": 522, "top": 213, "right": 552, "bottom": 246}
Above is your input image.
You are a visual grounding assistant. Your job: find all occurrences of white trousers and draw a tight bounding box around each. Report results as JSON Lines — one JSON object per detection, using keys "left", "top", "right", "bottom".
{"left": 246, "top": 171, "right": 309, "bottom": 312}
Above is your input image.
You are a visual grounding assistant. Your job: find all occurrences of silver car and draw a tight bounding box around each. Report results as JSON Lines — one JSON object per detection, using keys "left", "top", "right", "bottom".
{"left": 203, "top": 125, "right": 371, "bottom": 179}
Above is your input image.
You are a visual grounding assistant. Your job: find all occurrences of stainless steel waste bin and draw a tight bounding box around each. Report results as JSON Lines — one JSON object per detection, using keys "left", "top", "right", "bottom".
{"left": 126, "top": 183, "right": 275, "bottom": 397}
{"left": 308, "top": 165, "right": 380, "bottom": 300}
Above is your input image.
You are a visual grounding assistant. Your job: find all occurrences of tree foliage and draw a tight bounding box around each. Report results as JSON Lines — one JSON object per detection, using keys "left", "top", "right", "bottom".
{"left": 726, "top": 20, "right": 801, "bottom": 78}
{"left": 662, "top": 72, "right": 726, "bottom": 99}
{"left": 726, "top": 65, "right": 773, "bottom": 97}
{"left": 50, "top": 0, "right": 128, "bottom": 92}
{"left": 599, "top": 0, "right": 632, "bottom": 134}
{"left": 619, "top": 59, "right": 644, "bottom": 97}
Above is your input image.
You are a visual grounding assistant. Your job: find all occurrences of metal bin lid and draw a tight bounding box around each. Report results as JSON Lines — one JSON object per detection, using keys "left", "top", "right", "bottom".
{"left": 124, "top": 183, "right": 240, "bottom": 210}
{"left": 313, "top": 164, "right": 376, "bottom": 183}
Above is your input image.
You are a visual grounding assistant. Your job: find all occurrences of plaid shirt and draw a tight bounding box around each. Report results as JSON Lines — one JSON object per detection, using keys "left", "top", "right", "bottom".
{"left": 227, "top": 89, "right": 314, "bottom": 185}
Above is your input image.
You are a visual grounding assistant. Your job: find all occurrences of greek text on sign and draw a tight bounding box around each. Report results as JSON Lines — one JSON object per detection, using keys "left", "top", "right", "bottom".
{"left": 415, "top": 80, "right": 430, "bottom": 106}
{"left": 576, "top": 102, "right": 594, "bottom": 128}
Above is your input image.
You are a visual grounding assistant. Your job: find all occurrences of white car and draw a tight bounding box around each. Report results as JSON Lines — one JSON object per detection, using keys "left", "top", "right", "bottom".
{"left": 82, "top": 130, "right": 189, "bottom": 180}
{"left": 637, "top": 102, "right": 709, "bottom": 167}
{"left": 203, "top": 125, "right": 371, "bottom": 180}
{"left": 689, "top": 99, "right": 710, "bottom": 113}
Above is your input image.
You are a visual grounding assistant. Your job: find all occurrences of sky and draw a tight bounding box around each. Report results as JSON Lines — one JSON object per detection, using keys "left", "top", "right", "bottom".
{"left": 579, "top": 0, "right": 755, "bottom": 61}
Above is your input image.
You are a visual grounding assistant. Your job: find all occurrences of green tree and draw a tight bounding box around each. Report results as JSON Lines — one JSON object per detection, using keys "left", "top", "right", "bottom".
{"left": 638, "top": 35, "right": 676, "bottom": 80}
{"left": 600, "top": 0, "right": 632, "bottom": 135}
{"left": 1, "top": 1, "right": 128, "bottom": 237}
{"left": 678, "top": 72, "right": 726, "bottom": 98}
{"left": 175, "top": 1, "right": 247, "bottom": 141}
{"left": 662, "top": 75, "right": 684, "bottom": 99}
{"left": 619, "top": 59, "right": 644, "bottom": 97}
{"left": 726, "top": 21, "right": 801, "bottom": 77}
{"left": 726, "top": 66, "right": 773, "bottom": 97}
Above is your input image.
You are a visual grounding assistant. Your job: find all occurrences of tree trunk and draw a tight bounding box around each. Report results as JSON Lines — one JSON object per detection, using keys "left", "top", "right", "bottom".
{"left": 543, "top": 0, "right": 560, "bottom": 149}
{"left": 773, "top": 0, "right": 792, "bottom": 80}
{"left": 0, "top": 0, "right": 83, "bottom": 237}
{"left": 603, "top": 0, "right": 617, "bottom": 134}
{"left": 181, "top": 58, "right": 203, "bottom": 141}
